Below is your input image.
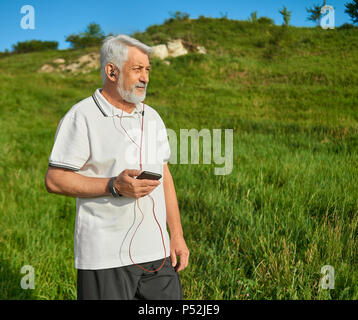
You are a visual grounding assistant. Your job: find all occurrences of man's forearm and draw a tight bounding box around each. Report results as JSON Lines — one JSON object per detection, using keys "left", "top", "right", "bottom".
{"left": 163, "top": 163, "right": 190, "bottom": 271}
{"left": 163, "top": 164, "right": 184, "bottom": 238}
{"left": 45, "top": 167, "right": 111, "bottom": 198}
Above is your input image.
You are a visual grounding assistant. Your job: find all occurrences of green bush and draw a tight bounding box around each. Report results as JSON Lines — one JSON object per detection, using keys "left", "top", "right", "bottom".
{"left": 65, "top": 22, "right": 106, "bottom": 49}
{"left": 164, "top": 11, "right": 190, "bottom": 24}
{"left": 12, "top": 40, "right": 58, "bottom": 54}
{"left": 65, "top": 34, "right": 103, "bottom": 49}
{"left": 258, "top": 17, "right": 275, "bottom": 25}
{"left": 0, "top": 49, "right": 11, "bottom": 58}
{"left": 338, "top": 23, "right": 356, "bottom": 29}
{"left": 150, "top": 32, "right": 171, "bottom": 44}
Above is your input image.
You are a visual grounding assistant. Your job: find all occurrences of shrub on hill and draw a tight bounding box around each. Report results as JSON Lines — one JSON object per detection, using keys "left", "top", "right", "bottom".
{"left": 338, "top": 23, "right": 356, "bottom": 29}
{"left": 12, "top": 40, "right": 58, "bottom": 53}
{"left": 65, "top": 22, "right": 107, "bottom": 49}
{"left": 258, "top": 16, "right": 275, "bottom": 25}
{"left": 164, "top": 11, "right": 190, "bottom": 24}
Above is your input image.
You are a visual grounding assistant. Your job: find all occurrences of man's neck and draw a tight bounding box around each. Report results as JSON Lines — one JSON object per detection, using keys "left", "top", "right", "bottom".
{"left": 100, "top": 87, "right": 136, "bottom": 114}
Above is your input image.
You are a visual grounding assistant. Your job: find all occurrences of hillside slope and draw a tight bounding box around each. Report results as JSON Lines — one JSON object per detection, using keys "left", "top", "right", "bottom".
{"left": 0, "top": 18, "right": 357, "bottom": 300}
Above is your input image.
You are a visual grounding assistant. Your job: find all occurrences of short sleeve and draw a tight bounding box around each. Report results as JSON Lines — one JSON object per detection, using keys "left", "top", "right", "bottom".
{"left": 49, "top": 111, "right": 90, "bottom": 171}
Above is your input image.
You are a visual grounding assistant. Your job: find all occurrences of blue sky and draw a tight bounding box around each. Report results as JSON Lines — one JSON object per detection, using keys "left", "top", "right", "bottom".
{"left": 0, "top": 0, "right": 352, "bottom": 52}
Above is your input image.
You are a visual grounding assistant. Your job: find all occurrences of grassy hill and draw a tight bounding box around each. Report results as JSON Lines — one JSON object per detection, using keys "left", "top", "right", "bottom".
{"left": 0, "top": 17, "right": 357, "bottom": 299}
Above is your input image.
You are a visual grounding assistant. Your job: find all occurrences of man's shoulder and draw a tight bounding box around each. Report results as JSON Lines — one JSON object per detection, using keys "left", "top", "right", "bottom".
{"left": 144, "top": 104, "right": 166, "bottom": 123}
{"left": 63, "top": 95, "right": 98, "bottom": 119}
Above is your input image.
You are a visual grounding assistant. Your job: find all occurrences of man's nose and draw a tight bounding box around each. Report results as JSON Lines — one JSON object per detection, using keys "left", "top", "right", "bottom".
{"left": 139, "top": 70, "right": 149, "bottom": 83}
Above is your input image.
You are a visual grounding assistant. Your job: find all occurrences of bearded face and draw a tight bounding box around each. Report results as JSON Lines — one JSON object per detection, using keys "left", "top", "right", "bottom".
{"left": 116, "top": 46, "right": 150, "bottom": 105}
{"left": 117, "top": 73, "right": 147, "bottom": 105}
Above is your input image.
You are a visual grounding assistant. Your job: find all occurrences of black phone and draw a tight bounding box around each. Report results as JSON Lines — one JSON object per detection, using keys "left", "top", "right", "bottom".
{"left": 136, "top": 171, "right": 162, "bottom": 180}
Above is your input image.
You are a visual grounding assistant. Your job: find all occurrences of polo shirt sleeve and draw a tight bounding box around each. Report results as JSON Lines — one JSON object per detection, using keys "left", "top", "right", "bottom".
{"left": 49, "top": 111, "right": 90, "bottom": 171}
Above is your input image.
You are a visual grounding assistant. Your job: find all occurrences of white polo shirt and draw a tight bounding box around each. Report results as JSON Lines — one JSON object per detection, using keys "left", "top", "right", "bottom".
{"left": 49, "top": 88, "right": 171, "bottom": 270}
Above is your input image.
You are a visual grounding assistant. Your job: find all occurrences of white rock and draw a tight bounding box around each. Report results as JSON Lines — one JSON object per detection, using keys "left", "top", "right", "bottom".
{"left": 77, "top": 53, "right": 99, "bottom": 65}
{"left": 151, "top": 44, "right": 169, "bottom": 60}
{"left": 53, "top": 58, "right": 65, "bottom": 64}
{"left": 65, "top": 63, "right": 80, "bottom": 72}
{"left": 197, "top": 46, "right": 207, "bottom": 54}
{"left": 38, "top": 64, "right": 54, "bottom": 73}
{"left": 57, "top": 64, "right": 66, "bottom": 71}
{"left": 167, "top": 39, "right": 188, "bottom": 57}
{"left": 65, "top": 53, "right": 100, "bottom": 73}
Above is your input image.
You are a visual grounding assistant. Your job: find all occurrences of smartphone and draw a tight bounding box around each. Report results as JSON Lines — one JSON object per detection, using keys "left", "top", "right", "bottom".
{"left": 136, "top": 171, "right": 162, "bottom": 180}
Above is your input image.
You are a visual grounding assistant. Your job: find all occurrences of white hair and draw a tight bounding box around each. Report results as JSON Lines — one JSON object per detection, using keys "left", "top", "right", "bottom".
{"left": 100, "top": 34, "right": 152, "bottom": 85}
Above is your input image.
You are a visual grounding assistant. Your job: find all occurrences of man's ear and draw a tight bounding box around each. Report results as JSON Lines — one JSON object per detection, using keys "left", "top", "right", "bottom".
{"left": 105, "top": 63, "right": 118, "bottom": 82}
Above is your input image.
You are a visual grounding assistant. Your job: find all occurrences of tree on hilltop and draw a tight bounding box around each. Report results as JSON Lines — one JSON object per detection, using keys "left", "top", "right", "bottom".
{"left": 248, "top": 11, "right": 258, "bottom": 23}
{"left": 345, "top": 0, "right": 358, "bottom": 24}
{"left": 306, "top": 1, "right": 326, "bottom": 26}
{"left": 66, "top": 22, "right": 106, "bottom": 49}
{"left": 279, "top": 6, "right": 292, "bottom": 26}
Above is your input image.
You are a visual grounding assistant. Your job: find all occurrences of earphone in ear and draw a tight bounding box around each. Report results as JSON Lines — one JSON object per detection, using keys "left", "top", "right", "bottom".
{"left": 110, "top": 72, "right": 115, "bottom": 77}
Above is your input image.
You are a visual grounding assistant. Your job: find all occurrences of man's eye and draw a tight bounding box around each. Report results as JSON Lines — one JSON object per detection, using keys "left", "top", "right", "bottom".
{"left": 132, "top": 67, "right": 150, "bottom": 73}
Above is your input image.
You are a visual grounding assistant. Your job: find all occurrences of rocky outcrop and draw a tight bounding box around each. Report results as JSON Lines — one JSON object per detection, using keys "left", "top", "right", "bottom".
{"left": 151, "top": 44, "right": 169, "bottom": 60}
{"left": 151, "top": 39, "right": 206, "bottom": 60}
{"left": 38, "top": 40, "right": 206, "bottom": 73}
{"left": 38, "top": 52, "right": 100, "bottom": 74}
{"left": 167, "top": 39, "right": 188, "bottom": 57}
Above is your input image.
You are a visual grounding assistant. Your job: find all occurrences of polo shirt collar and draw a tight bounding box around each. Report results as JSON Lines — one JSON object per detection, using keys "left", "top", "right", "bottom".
{"left": 92, "top": 88, "right": 142, "bottom": 117}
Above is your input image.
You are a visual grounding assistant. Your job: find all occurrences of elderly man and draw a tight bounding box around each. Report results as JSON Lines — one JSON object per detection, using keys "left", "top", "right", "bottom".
{"left": 45, "top": 35, "right": 189, "bottom": 300}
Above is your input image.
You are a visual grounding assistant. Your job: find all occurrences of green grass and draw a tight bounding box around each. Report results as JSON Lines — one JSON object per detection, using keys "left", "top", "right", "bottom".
{"left": 0, "top": 17, "right": 357, "bottom": 299}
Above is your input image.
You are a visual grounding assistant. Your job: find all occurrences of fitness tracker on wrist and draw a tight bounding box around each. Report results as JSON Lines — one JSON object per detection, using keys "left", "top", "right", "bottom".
{"left": 109, "top": 177, "right": 122, "bottom": 197}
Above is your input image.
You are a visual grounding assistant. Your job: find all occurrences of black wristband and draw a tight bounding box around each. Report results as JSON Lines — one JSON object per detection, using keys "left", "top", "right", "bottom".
{"left": 109, "top": 177, "right": 122, "bottom": 197}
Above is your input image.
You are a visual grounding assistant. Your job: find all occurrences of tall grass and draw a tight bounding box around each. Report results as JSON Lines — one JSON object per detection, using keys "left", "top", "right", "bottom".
{"left": 0, "top": 18, "right": 357, "bottom": 299}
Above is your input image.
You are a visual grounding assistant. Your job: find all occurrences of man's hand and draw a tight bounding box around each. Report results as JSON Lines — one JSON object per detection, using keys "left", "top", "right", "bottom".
{"left": 114, "top": 169, "right": 160, "bottom": 198}
{"left": 170, "top": 235, "right": 189, "bottom": 272}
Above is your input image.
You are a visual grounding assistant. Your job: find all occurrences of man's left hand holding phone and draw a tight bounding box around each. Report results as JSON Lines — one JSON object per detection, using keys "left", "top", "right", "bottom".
{"left": 111, "top": 169, "right": 161, "bottom": 198}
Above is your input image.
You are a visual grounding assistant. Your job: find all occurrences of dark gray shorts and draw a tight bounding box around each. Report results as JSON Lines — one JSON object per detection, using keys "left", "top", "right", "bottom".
{"left": 77, "top": 257, "right": 182, "bottom": 300}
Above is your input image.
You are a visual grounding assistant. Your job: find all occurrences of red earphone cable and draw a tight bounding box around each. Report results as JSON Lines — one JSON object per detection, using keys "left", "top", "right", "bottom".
{"left": 119, "top": 103, "right": 167, "bottom": 272}
{"left": 129, "top": 196, "right": 167, "bottom": 273}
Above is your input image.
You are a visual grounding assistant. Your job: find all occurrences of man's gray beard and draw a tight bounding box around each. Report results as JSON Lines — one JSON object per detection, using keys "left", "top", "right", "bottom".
{"left": 117, "top": 77, "right": 146, "bottom": 105}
